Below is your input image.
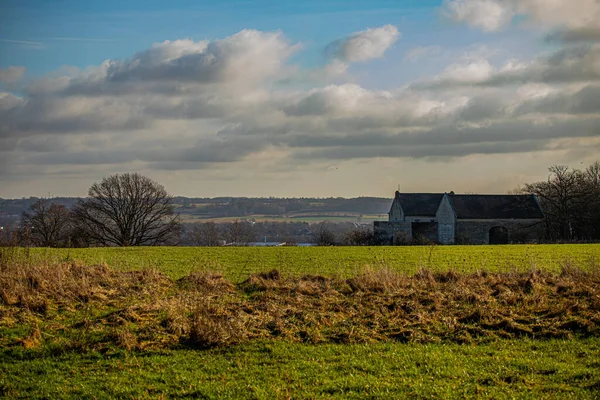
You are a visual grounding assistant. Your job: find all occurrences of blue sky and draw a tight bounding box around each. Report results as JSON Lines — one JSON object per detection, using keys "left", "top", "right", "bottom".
{"left": 1, "top": 0, "right": 599, "bottom": 197}
{"left": 2, "top": 1, "right": 443, "bottom": 76}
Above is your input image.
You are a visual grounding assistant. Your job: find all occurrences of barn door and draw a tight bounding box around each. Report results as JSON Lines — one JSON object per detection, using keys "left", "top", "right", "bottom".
{"left": 489, "top": 226, "right": 508, "bottom": 244}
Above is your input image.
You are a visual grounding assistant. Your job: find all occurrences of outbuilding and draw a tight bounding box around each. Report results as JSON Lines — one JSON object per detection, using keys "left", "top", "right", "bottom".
{"left": 374, "top": 191, "right": 544, "bottom": 244}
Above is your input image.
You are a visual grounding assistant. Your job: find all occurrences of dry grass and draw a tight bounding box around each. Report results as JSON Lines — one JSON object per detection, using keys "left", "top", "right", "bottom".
{"left": 1, "top": 248, "right": 600, "bottom": 352}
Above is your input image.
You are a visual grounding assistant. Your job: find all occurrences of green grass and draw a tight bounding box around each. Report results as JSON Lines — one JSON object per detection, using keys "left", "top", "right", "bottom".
{"left": 16, "top": 244, "right": 600, "bottom": 281}
{"left": 2, "top": 245, "right": 600, "bottom": 398}
{"left": 2, "top": 339, "right": 599, "bottom": 399}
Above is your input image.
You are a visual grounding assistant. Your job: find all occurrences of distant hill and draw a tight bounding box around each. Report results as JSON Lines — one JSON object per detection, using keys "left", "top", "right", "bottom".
{"left": 0, "top": 196, "right": 393, "bottom": 225}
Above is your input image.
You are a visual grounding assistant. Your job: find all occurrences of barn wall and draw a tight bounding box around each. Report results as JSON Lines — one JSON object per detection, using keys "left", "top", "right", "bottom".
{"left": 436, "top": 195, "right": 456, "bottom": 244}
{"left": 374, "top": 221, "right": 411, "bottom": 244}
{"left": 388, "top": 197, "right": 404, "bottom": 221}
{"left": 455, "top": 219, "right": 544, "bottom": 244}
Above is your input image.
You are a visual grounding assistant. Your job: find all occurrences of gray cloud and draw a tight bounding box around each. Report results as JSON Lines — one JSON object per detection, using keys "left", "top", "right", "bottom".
{"left": 291, "top": 117, "right": 600, "bottom": 161}
{"left": 515, "top": 84, "right": 600, "bottom": 115}
{"left": 0, "top": 95, "right": 147, "bottom": 137}
{"left": 3, "top": 26, "right": 600, "bottom": 185}
{"left": 0, "top": 66, "right": 25, "bottom": 84}
{"left": 413, "top": 44, "right": 600, "bottom": 89}
{"left": 546, "top": 27, "right": 600, "bottom": 44}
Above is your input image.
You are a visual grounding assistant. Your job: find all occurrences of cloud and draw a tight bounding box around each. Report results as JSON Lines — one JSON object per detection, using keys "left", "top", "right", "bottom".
{"left": 0, "top": 66, "right": 26, "bottom": 84}
{"left": 515, "top": 84, "right": 600, "bottom": 115}
{"left": 414, "top": 44, "right": 600, "bottom": 89}
{"left": 443, "top": 0, "right": 600, "bottom": 32}
{"left": 443, "top": 0, "right": 513, "bottom": 32}
{"left": 0, "top": 95, "right": 147, "bottom": 137}
{"left": 3, "top": 27, "right": 600, "bottom": 189}
{"left": 0, "top": 39, "right": 44, "bottom": 49}
{"left": 105, "top": 30, "right": 297, "bottom": 85}
{"left": 327, "top": 25, "right": 400, "bottom": 63}
{"left": 27, "top": 30, "right": 299, "bottom": 98}
{"left": 546, "top": 27, "right": 600, "bottom": 44}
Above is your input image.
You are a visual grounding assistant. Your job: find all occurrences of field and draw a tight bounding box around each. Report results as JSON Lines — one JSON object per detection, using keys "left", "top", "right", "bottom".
{"left": 19, "top": 243, "right": 600, "bottom": 280}
{"left": 1, "top": 244, "right": 600, "bottom": 398}
{"left": 178, "top": 212, "right": 387, "bottom": 223}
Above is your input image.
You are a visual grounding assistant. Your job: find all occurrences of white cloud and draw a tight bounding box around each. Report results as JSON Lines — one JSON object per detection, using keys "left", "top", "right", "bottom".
{"left": 443, "top": 0, "right": 600, "bottom": 32}
{"left": 105, "top": 30, "right": 297, "bottom": 85}
{"left": 329, "top": 25, "right": 400, "bottom": 63}
{"left": 443, "top": 0, "right": 514, "bottom": 32}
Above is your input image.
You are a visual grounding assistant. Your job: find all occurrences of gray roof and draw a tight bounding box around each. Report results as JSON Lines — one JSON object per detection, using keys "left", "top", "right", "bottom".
{"left": 392, "top": 192, "right": 544, "bottom": 219}
{"left": 394, "top": 192, "right": 444, "bottom": 216}
{"left": 448, "top": 194, "right": 544, "bottom": 219}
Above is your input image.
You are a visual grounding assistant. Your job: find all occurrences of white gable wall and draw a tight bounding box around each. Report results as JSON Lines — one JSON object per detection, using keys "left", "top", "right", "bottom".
{"left": 436, "top": 194, "right": 456, "bottom": 244}
{"left": 388, "top": 196, "right": 404, "bottom": 221}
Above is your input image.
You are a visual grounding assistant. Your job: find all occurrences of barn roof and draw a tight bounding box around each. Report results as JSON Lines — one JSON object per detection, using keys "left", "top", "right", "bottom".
{"left": 391, "top": 192, "right": 544, "bottom": 219}
{"left": 394, "top": 192, "right": 444, "bottom": 216}
{"left": 448, "top": 194, "right": 544, "bottom": 219}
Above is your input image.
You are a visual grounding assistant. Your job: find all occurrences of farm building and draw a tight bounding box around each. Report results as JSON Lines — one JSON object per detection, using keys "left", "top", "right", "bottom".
{"left": 374, "top": 191, "right": 544, "bottom": 245}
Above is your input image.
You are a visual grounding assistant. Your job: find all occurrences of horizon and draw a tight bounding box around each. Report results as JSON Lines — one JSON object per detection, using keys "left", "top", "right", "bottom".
{"left": 2, "top": 0, "right": 599, "bottom": 198}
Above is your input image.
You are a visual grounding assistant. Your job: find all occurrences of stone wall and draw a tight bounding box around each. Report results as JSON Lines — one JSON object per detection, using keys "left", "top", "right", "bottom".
{"left": 374, "top": 221, "right": 412, "bottom": 244}
{"left": 455, "top": 219, "right": 544, "bottom": 244}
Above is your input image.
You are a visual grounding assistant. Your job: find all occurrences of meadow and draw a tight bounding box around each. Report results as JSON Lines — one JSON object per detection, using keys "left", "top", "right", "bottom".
{"left": 18, "top": 243, "right": 600, "bottom": 281}
{"left": 1, "top": 244, "right": 600, "bottom": 398}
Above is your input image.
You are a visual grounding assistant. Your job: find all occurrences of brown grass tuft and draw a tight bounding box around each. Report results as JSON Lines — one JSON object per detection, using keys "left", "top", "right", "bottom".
{"left": 347, "top": 267, "right": 406, "bottom": 293}
{"left": 177, "top": 272, "right": 234, "bottom": 293}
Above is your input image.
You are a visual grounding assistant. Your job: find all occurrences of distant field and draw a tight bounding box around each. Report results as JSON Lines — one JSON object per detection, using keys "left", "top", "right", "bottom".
{"left": 178, "top": 213, "right": 387, "bottom": 223}
{"left": 20, "top": 244, "right": 600, "bottom": 281}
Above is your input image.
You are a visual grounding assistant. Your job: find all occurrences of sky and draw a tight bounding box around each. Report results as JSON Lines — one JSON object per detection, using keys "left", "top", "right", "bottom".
{"left": 1, "top": 0, "right": 599, "bottom": 198}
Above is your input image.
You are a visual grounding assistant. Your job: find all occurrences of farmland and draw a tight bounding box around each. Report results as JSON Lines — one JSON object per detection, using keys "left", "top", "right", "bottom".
{"left": 1, "top": 244, "right": 600, "bottom": 398}
{"left": 18, "top": 243, "right": 600, "bottom": 280}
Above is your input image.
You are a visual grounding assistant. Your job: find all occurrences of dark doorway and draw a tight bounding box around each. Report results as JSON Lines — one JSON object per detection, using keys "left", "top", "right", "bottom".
{"left": 412, "top": 222, "right": 437, "bottom": 243}
{"left": 489, "top": 226, "right": 508, "bottom": 244}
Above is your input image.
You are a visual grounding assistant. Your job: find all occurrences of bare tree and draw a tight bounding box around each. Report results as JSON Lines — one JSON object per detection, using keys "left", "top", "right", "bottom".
{"left": 190, "top": 222, "right": 222, "bottom": 246}
{"left": 342, "top": 226, "right": 375, "bottom": 246}
{"left": 523, "top": 163, "right": 600, "bottom": 241}
{"left": 224, "top": 220, "right": 254, "bottom": 244}
{"left": 21, "top": 199, "right": 73, "bottom": 247}
{"left": 312, "top": 222, "right": 337, "bottom": 246}
{"left": 72, "top": 173, "right": 181, "bottom": 246}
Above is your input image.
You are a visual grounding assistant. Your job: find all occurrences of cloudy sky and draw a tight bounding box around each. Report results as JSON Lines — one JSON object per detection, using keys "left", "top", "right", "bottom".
{"left": 1, "top": 0, "right": 599, "bottom": 198}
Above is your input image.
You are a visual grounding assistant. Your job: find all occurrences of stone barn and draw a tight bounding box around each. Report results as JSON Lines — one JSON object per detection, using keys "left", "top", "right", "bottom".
{"left": 374, "top": 191, "right": 544, "bottom": 245}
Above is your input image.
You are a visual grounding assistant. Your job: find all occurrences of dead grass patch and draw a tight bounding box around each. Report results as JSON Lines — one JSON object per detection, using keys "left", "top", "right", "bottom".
{"left": 1, "top": 251, "right": 600, "bottom": 351}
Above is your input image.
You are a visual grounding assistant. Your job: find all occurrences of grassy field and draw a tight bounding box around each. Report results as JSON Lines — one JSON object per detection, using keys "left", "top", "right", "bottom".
{"left": 14, "top": 243, "right": 600, "bottom": 280}
{"left": 1, "top": 245, "right": 600, "bottom": 398}
{"left": 178, "top": 213, "right": 386, "bottom": 223}
{"left": 3, "top": 340, "right": 599, "bottom": 398}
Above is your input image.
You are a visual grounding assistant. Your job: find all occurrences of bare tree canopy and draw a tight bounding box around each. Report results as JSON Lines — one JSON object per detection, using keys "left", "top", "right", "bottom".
{"left": 313, "top": 222, "right": 337, "bottom": 246}
{"left": 189, "top": 222, "right": 222, "bottom": 246}
{"left": 21, "top": 199, "right": 73, "bottom": 247}
{"left": 72, "top": 173, "right": 181, "bottom": 246}
{"left": 224, "top": 220, "right": 254, "bottom": 244}
{"left": 523, "top": 162, "right": 600, "bottom": 241}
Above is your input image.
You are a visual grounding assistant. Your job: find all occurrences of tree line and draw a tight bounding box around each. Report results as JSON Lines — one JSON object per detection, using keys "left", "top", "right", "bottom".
{"left": 521, "top": 162, "right": 600, "bottom": 241}
{"left": 2, "top": 161, "right": 599, "bottom": 247}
